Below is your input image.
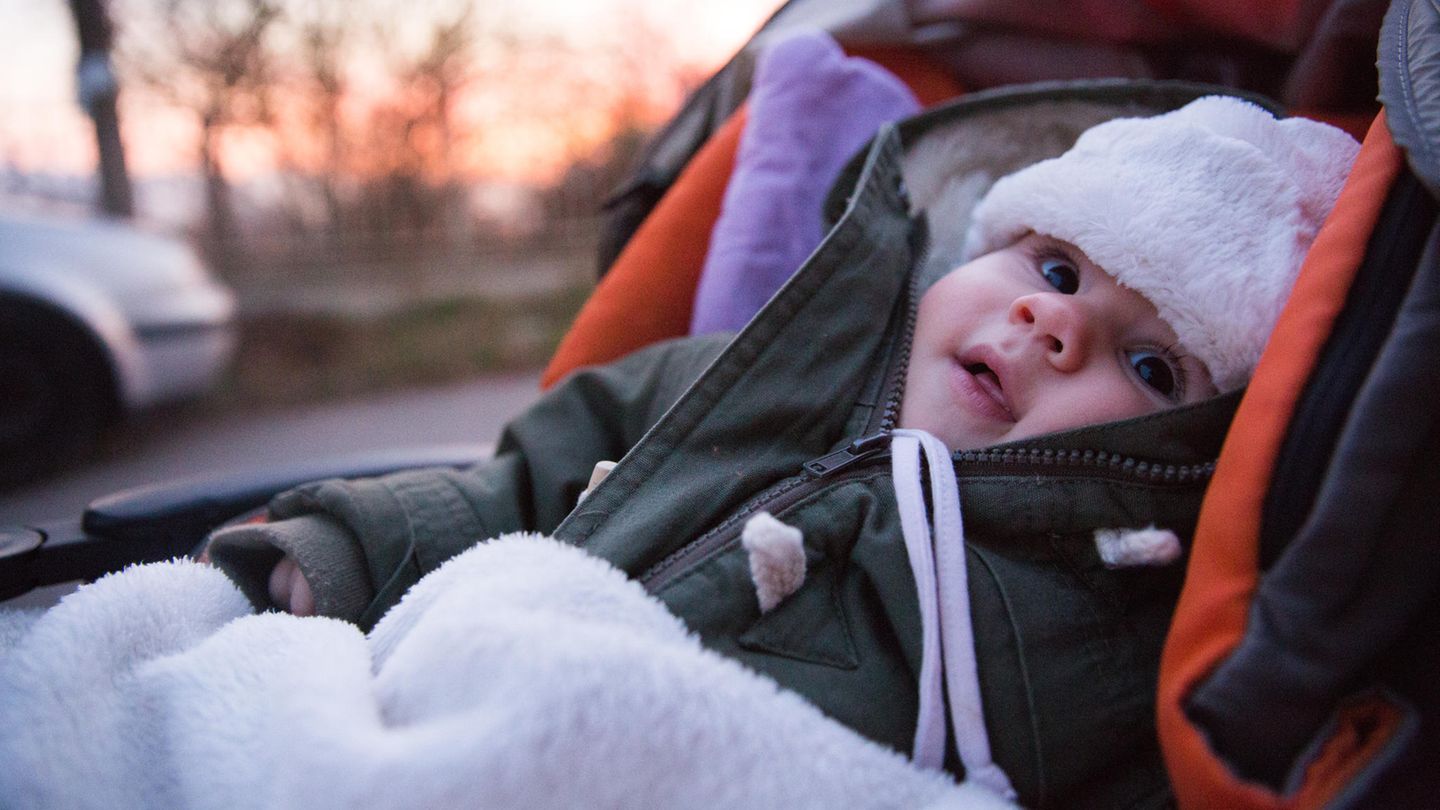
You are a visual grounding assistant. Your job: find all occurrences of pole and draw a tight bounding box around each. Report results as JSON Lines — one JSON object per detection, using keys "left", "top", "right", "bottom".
{"left": 69, "top": 0, "right": 133, "bottom": 219}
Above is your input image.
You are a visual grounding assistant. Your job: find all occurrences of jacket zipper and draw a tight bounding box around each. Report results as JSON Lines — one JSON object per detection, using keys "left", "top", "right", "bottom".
{"left": 641, "top": 267, "right": 923, "bottom": 595}
{"left": 866, "top": 258, "right": 922, "bottom": 435}
{"left": 640, "top": 432, "right": 894, "bottom": 593}
{"left": 639, "top": 435, "right": 1216, "bottom": 593}
{"left": 952, "top": 446, "right": 1215, "bottom": 485}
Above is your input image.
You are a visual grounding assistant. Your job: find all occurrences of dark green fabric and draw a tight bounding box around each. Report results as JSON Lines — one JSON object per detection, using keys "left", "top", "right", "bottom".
{"left": 206, "top": 523, "right": 287, "bottom": 610}
{"left": 209, "top": 514, "right": 371, "bottom": 618}
{"left": 213, "top": 121, "right": 1238, "bottom": 809}
{"left": 555, "top": 131, "right": 915, "bottom": 572}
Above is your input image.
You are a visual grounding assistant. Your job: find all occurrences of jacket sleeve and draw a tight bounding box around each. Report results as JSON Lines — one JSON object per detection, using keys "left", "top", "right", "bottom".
{"left": 207, "top": 335, "right": 728, "bottom": 629}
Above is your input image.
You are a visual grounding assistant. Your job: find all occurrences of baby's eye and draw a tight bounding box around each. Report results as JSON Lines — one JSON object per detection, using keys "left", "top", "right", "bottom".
{"left": 1128, "top": 350, "right": 1179, "bottom": 398}
{"left": 1040, "top": 258, "right": 1079, "bottom": 294}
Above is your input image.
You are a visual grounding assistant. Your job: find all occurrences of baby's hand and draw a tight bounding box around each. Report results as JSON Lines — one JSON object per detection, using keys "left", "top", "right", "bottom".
{"left": 268, "top": 555, "right": 316, "bottom": 616}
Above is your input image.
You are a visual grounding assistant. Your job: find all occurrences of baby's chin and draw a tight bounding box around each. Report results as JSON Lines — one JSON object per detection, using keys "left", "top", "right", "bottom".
{"left": 895, "top": 406, "right": 1004, "bottom": 453}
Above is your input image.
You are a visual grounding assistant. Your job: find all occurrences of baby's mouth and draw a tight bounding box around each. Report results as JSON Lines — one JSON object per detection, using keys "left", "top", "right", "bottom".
{"left": 963, "top": 361, "right": 1014, "bottom": 419}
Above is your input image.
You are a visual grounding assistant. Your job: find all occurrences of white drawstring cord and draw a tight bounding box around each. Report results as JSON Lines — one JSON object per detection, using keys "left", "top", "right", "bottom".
{"left": 891, "top": 429, "right": 1016, "bottom": 801}
{"left": 892, "top": 431, "right": 945, "bottom": 768}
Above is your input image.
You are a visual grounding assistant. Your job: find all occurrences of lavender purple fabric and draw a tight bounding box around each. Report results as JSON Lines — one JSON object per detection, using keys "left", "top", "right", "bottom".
{"left": 689, "top": 31, "right": 920, "bottom": 334}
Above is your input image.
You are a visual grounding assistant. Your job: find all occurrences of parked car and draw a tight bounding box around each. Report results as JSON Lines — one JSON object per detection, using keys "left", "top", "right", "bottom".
{"left": 0, "top": 212, "right": 236, "bottom": 486}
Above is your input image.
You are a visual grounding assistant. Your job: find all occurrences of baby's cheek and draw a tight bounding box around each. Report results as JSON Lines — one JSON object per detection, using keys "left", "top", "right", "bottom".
{"left": 1034, "top": 376, "right": 1160, "bottom": 436}
{"left": 1087, "top": 381, "right": 1168, "bottom": 424}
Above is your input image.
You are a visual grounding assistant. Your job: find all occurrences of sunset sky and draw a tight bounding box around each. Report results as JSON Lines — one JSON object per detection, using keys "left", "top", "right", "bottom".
{"left": 0, "top": 0, "right": 782, "bottom": 185}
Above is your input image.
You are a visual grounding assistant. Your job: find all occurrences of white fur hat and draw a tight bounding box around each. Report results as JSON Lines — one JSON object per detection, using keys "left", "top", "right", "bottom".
{"left": 961, "top": 96, "right": 1360, "bottom": 392}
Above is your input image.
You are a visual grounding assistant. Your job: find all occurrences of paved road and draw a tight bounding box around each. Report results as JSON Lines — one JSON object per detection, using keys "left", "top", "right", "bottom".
{"left": 0, "top": 371, "right": 543, "bottom": 526}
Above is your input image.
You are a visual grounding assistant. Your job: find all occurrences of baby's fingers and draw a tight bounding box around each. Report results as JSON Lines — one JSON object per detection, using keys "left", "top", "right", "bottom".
{"left": 268, "top": 556, "right": 316, "bottom": 616}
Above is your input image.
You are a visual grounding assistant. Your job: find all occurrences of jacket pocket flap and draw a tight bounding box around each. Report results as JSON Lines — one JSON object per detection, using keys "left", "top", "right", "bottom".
{"left": 737, "top": 562, "right": 860, "bottom": 669}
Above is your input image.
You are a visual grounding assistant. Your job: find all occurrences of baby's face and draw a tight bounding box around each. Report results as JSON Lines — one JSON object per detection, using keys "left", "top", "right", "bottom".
{"left": 899, "top": 233, "right": 1217, "bottom": 450}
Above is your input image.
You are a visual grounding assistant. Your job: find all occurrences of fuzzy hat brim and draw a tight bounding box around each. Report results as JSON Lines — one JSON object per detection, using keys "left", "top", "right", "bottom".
{"left": 961, "top": 96, "right": 1360, "bottom": 392}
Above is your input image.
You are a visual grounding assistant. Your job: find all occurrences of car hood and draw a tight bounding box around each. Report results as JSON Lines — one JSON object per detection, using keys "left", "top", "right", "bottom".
{"left": 0, "top": 213, "right": 220, "bottom": 301}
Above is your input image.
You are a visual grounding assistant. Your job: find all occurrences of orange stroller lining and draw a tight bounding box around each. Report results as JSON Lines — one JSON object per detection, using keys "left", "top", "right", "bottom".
{"left": 541, "top": 107, "right": 745, "bottom": 389}
{"left": 1157, "top": 112, "right": 1403, "bottom": 810}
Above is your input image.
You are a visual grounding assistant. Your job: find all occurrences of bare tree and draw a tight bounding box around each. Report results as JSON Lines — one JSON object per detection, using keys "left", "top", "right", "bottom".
{"left": 107, "top": 0, "right": 717, "bottom": 267}
{"left": 69, "top": 0, "right": 134, "bottom": 218}
{"left": 527, "top": 1, "right": 708, "bottom": 221}
{"left": 601, "top": 1, "right": 709, "bottom": 139}
{"left": 300, "top": 5, "right": 347, "bottom": 228}
{"left": 115, "top": 0, "right": 281, "bottom": 252}
{"left": 270, "top": 0, "right": 352, "bottom": 236}
{"left": 349, "top": 1, "right": 482, "bottom": 238}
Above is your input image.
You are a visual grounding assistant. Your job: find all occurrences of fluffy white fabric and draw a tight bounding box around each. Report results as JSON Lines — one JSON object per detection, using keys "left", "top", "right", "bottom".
{"left": 741, "top": 511, "right": 807, "bottom": 612}
{"left": 0, "top": 534, "right": 1013, "bottom": 810}
{"left": 1094, "top": 526, "right": 1183, "bottom": 568}
{"left": 963, "top": 96, "right": 1360, "bottom": 392}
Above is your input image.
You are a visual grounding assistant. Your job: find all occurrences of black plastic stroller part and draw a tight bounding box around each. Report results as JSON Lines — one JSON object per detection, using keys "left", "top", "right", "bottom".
{"left": 1187, "top": 165, "right": 1440, "bottom": 792}
{"left": 0, "top": 445, "right": 484, "bottom": 603}
{"left": 1259, "top": 169, "right": 1439, "bottom": 569}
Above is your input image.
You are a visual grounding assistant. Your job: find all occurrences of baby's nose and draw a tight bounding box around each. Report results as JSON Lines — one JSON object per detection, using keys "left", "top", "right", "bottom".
{"left": 1011, "top": 293, "right": 1089, "bottom": 371}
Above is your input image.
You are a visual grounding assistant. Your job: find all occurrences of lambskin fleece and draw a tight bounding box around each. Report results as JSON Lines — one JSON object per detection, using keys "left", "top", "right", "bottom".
{"left": 0, "top": 534, "right": 1012, "bottom": 810}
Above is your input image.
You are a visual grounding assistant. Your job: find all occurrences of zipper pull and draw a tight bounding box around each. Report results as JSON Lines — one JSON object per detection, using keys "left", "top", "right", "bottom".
{"left": 803, "top": 431, "right": 891, "bottom": 478}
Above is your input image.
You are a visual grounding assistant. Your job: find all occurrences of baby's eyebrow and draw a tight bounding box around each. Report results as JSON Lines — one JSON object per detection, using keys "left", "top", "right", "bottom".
{"left": 1028, "top": 233, "right": 1093, "bottom": 267}
{"left": 1021, "top": 234, "right": 1069, "bottom": 261}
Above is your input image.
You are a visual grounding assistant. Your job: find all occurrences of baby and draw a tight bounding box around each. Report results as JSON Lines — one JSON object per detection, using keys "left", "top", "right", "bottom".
{"left": 904, "top": 94, "right": 1355, "bottom": 453}
{"left": 901, "top": 230, "right": 1218, "bottom": 450}
{"left": 210, "top": 95, "right": 1359, "bottom": 806}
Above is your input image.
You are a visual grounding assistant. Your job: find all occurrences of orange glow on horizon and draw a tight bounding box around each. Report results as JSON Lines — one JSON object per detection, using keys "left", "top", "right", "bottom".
{"left": 86, "top": 0, "right": 785, "bottom": 187}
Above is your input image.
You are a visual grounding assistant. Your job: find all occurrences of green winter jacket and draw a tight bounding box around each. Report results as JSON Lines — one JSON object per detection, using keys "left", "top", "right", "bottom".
{"left": 211, "top": 83, "right": 1245, "bottom": 809}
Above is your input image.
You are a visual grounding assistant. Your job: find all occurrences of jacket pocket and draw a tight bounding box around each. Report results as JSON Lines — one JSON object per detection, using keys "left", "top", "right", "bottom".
{"left": 737, "top": 552, "right": 860, "bottom": 669}
{"left": 969, "top": 535, "right": 1177, "bottom": 810}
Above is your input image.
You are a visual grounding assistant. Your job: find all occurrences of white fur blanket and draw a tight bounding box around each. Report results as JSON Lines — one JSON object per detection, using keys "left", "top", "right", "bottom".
{"left": 0, "top": 534, "right": 1011, "bottom": 809}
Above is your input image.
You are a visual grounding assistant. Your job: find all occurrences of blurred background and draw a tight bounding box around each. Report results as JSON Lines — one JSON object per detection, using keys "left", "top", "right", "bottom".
{"left": 0, "top": 0, "right": 780, "bottom": 510}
